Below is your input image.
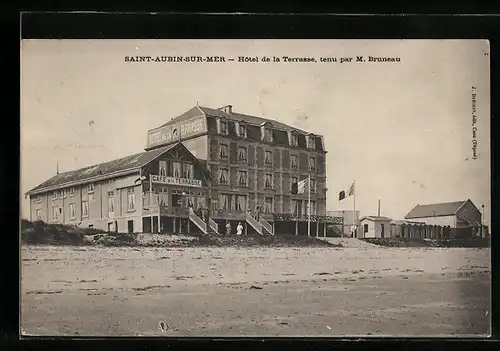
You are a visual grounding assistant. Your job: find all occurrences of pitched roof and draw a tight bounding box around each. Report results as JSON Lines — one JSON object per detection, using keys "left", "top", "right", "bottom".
{"left": 27, "top": 143, "right": 179, "bottom": 195}
{"left": 200, "top": 106, "right": 310, "bottom": 133}
{"left": 162, "top": 105, "right": 310, "bottom": 134}
{"left": 159, "top": 106, "right": 205, "bottom": 128}
{"left": 404, "top": 200, "right": 468, "bottom": 219}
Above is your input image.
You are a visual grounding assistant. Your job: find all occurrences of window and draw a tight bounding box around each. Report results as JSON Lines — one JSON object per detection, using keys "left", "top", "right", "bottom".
{"left": 52, "top": 191, "right": 58, "bottom": 200}
{"left": 307, "top": 135, "right": 315, "bottom": 149}
{"left": 219, "top": 193, "right": 231, "bottom": 210}
{"left": 219, "top": 168, "right": 229, "bottom": 185}
{"left": 291, "top": 176, "right": 298, "bottom": 192}
{"left": 219, "top": 144, "right": 228, "bottom": 160}
{"left": 127, "top": 187, "right": 136, "bottom": 211}
{"left": 292, "top": 200, "right": 301, "bottom": 215}
{"left": 172, "top": 162, "right": 182, "bottom": 178}
{"left": 68, "top": 187, "right": 75, "bottom": 196}
{"left": 310, "top": 179, "right": 316, "bottom": 193}
{"left": 238, "top": 124, "right": 247, "bottom": 138}
{"left": 308, "top": 201, "right": 316, "bottom": 215}
{"left": 88, "top": 183, "right": 95, "bottom": 193}
{"left": 264, "top": 197, "right": 273, "bottom": 213}
{"left": 364, "top": 224, "right": 368, "bottom": 233}
{"left": 52, "top": 206, "right": 58, "bottom": 220}
{"left": 309, "top": 156, "right": 316, "bottom": 171}
{"left": 238, "top": 146, "right": 247, "bottom": 162}
{"left": 108, "top": 192, "right": 115, "bottom": 214}
{"left": 290, "top": 154, "right": 298, "bottom": 169}
{"left": 291, "top": 132, "right": 298, "bottom": 147}
{"left": 220, "top": 120, "right": 228, "bottom": 135}
{"left": 82, "top": 201, "right": 89, "bottom": 218}
{"left": 264, "top": 150, "right": 273, "bottom": 166}
{"left": 159, "top": 160, "right": 168, "bottom": 176}
{"left": 264, "top": 173, "right": 273, "bottom": 189}
{"left": 69, "top": 203, "right": 76, "bottom": 219}
{"left": 264, "top": 127, "right": 273, "bottom": 142}
{"left": 236, "top": 195, "right": 247, "bottom": 211}
{"left": 183, "top": 163, "right": 194, "bottom": 178}
{"left": 35, "top": 209, "right": 42, "bottom": 220}
{"left": 35, "top": 195, "right": 42, "bottom": 203}
{"left": 237, "top": 170, "right": 248, "bottom": 187}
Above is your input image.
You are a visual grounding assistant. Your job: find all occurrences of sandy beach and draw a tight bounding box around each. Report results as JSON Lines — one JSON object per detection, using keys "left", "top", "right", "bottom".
{"left": 21, "top": 245, "right": 491, "bottom": 337}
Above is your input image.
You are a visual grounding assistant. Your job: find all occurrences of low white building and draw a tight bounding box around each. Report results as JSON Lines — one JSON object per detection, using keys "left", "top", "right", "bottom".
{"left": 358, "top": 216, "right": 392, "bottom": 238}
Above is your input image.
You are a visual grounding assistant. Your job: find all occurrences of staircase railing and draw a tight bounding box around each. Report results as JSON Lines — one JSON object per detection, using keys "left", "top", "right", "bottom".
{"left": 188, "top": 208, "right": 207, "bottom": 234}
{"left": 245, "top": 212, "right": 263, "bottom": 235}
{"left": 259, "top": 217, "right": 274, "bottom": 235}
{"left": 208, "top": 218, "right": 219, "bottom": 234}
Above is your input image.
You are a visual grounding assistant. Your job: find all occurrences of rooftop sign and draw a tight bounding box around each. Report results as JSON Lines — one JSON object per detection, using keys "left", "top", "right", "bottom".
{"left": 147, "top": 116, "right": 206, "bottom": 148}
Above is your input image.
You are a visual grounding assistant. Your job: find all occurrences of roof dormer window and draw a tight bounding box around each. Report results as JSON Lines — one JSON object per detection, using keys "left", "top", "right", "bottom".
{"left": 307, "top": 133, "right": 315, "bottom": 149}
{"left": 290, "top": 131, "right": 298, "bottom": 147}
{"left": 218, "top": 118, "right": 228, "bottom": 135}
{"left": 237, "top": 121, "right": 247, "bottom": 138}
{"left": 261, "top": 122, "right": 273, "bottom": 143}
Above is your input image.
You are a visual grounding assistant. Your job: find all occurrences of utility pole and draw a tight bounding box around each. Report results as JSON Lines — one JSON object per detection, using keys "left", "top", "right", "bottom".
{"left": 481, "top": 204, "right": 485, "bottom": 237}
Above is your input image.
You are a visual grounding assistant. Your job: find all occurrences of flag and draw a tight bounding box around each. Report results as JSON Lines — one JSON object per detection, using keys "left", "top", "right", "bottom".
{"left": 297, "top": 177, "right": 309, "bottom": 194}
{"left": 339, "top": 190, "right": 346, "bottom": 201}
{"left": 348, "top": 181, "right": 355, "bottom": 196}
{"left": 339, "top": 181, "right": 355, "bottom": 201}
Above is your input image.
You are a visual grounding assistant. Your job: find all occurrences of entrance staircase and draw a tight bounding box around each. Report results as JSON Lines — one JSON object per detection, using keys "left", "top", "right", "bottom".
{"left": 188, "top": 208, "right": 219, "bottom": 235}
{"left": 259, "top": 217, "right": 274, "bottom": 236}
{"left": 245, "top": 212, "right": 274, "bottom": 235}
{"left": 245, "top": 212, "right": 263, "bottom": 235}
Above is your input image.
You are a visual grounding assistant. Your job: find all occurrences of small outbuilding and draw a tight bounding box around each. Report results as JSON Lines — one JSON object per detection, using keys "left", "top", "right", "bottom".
{"left": 358, "top": 216, "right": 392, "bottom": 238}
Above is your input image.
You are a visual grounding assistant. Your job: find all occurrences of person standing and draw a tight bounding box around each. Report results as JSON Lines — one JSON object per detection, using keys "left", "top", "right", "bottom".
{"left": 236, "top": 222, "right": 243, "bottom": 236}
{"left": 255, "top": 205, "right": 261, "bottom": 222}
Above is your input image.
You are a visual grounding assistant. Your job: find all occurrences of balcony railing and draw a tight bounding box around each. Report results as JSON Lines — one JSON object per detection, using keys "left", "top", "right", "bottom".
{"left": 142, "top": 205, "right": 189, "bottom": 217}
{"left": 142, "top": 204, "right": 341, "bottom": 224}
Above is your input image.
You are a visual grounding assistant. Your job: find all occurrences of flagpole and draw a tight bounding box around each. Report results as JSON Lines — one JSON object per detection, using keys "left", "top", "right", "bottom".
{"left": 352, "top": 180, "right": 356, "bottom": 238}
{"left": 308, "top": 174, "right": 311, "bottom": 237}
{"left": 150, "top": 175, "right": 154, "bottom": 233}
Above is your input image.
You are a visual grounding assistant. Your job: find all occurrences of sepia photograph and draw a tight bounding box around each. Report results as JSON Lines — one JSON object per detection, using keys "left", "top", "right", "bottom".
{"left": 20, "top": 39, "right": 491, "bottom": 337}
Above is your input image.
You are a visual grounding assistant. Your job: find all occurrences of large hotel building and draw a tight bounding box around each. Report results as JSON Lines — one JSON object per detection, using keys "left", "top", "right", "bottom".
{"left": 26, "top": 105, "right": 339, "bottom": 236}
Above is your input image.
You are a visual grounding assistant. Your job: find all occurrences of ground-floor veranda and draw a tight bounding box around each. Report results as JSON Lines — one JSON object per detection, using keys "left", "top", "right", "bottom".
{"left": 141, "top": 212, "right": 342, "bottom": 237}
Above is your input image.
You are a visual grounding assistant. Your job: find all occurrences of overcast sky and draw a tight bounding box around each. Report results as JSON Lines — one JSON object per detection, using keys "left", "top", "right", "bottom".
{"left": 20, "top": 39, "right": 491, "bottom": 225}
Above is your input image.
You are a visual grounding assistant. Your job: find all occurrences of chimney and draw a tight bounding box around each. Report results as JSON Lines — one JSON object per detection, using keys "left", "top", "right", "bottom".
{"left": 221, "top": 105, "right": 233, "bottom": 114}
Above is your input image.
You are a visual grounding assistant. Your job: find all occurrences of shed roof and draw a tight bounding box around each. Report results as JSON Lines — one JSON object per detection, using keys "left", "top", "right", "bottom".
{"left": 359, "top": 216, "right": 393, "bottom": 222}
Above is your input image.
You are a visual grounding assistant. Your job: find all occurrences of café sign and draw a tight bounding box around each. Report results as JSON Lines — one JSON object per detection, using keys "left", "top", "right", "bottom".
{"left": 147, "top": 116, "right": 206, "bottom": 148}
{"left": 151, "top": 175, "right": 202, "bottom": 188}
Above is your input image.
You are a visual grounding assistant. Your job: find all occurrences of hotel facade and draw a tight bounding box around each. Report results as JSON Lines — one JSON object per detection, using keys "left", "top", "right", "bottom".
{"left": 26, "top": 105, "right": 341, "bottom": 235}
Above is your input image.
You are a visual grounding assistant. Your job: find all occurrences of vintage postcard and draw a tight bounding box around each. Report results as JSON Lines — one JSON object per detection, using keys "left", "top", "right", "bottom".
{"left": 20, "top": 39, "right": 491, "bottom": 337}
